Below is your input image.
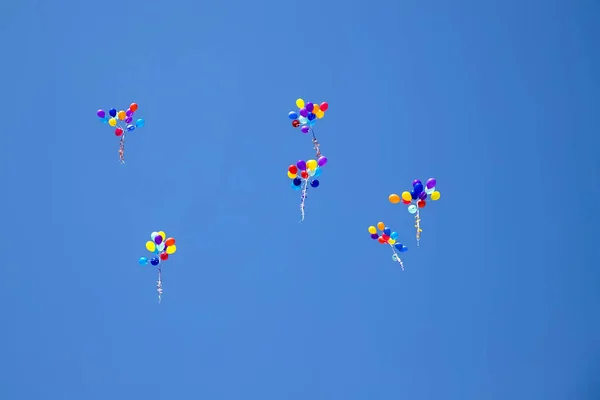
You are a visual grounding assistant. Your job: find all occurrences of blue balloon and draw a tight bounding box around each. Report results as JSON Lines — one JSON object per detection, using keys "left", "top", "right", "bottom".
{"left": 390, "top": 231, "right": 398, "bottom": 240}
{"left": 127, "top": 124, "right": 135, "bottom": 131}
{"left": 150, "top": 257, "right": 160, "bottom": 266}
{"left": 135, "top": 118, "right": 145, "bottom": 128}
{"left": 383, "top": 227, "right": 391, "bottom": 236}
{"left": 399, "top": 246, "right": 408, "bottom": 253}
{"left": 288, "top": 111, "right": 298, "bottom": 120}
{"left": 307, "top": 112, "right": 316, "bottom": 121}
{"left": 138, "top": 257, "right": 148, "bottom": 266}
{"left": 293, "top": 177, "right": 302, "bottom": 186}
{"left": 291, "top": 182, "right": 301, "bottom": 190}
{"left": 109, "top": 108, "right": 117, "bottom": 117}
{"left": 308, "top": 118, "right": 316, "bottom": 126}
{"left": 410, "top": 190, "right": 418, "bottom": 200}
{"left": 314, "top": 167, "right": 322, "bottom": 177}
{"left": 394, "top": 243, "right": 404, "bottom": 251}
{"left": 102, "top": 117, "right": 108, "bottom": 123}
{"left": 413, "top": 183, "right": 424, "bottom": 195}
{"left": 310, "top": 179, "right": 319, "bottom": 188}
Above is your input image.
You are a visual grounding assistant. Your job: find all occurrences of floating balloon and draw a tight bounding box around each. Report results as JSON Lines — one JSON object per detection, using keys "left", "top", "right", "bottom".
{"left": 287, "top": 98, "right": 329, "bottom": 167}
{"left": 139, "top": 230, "right": 177, "bottom": 303}
{"left": 97, "top": 102, "right": 144, "bottom": 164}
{"left": 287, "top": 156, "right": 325, "bottom": 222}
{"left": 389, "top": 178, "right": 441, "bottom": 246}
{"left": 368, "top": 222, "right": 407, "bottom": 270}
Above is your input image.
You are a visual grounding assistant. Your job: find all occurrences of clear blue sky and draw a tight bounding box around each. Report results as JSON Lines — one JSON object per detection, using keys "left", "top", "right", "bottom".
{"left": 1, "top": 0, "right": 599, "bottom": 399}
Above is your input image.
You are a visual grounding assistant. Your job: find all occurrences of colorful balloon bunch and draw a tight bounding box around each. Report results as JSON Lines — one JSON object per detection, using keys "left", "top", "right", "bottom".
{"left": 287, "top": 156, "right": 328, "bottom": 222}
{"left": 96, "top": 103, "right": 145, "bottom": 164}
{"left": 368, "top": 222, "right": 408, "bottom": 270}
{"left": 288, "top": 98, "right": 329, "bottom": 134}
{"left": 138, "top": 231, "right": 177, "bottom": 303}
{"left": 389, "top": 178, "right": 441, "bottom": 246}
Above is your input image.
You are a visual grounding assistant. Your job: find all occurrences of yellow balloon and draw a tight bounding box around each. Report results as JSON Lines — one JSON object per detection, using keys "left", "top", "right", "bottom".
{"left": 388, "top": 239, "right": 396, "bottom": 245}
{"left": 368, "top": 226, "right": 377, "bottom": 234}
{"left": 296, "top": 98, "right": 305, "bottom": 109}
{"left": 401, "top": 191, "right": 412, "bottom": 202}
{"left": 158, "top": 231, "right": 166, "bottom": 241}
{"left": 377, "top": 221, "right": 385, "bottom": 231}
{"left": 306, "top": 159, "right": 317, "bottom": 170}
{"left": 146, "top": 241, "right": 156, "bottom": 252}
{"left": 316, "top": 110, "right": 325, "bottom": 119}
{"left": 287, "top": 171, "right": 297, "bottom": 179}
{"left": 117, "top": 110, "right": 126, "bottom": 120}
{"left": 108, "top": 118, "right": 117, "bottom": 127}
{"left": 166, "top": 244, "right": 177, "bottom": 254}
{"left": 431, "top": 191, "right": 441, "bottom": 201}
{"left": 389, "top": 194, "right": 400, "bottom": 204}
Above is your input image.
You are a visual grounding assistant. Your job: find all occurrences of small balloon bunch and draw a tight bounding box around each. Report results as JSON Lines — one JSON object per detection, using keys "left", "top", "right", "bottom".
{"left": 389, "top": 178, "right": 441, "bottom": 246}
{"left": 96, "top": 102, "right": 145, "bottom": 163}
{"left": 138, "top": 231, "right": 177, "bottom": 303}
{"left": 368, "top": 221, "right": 408, "bottom": 270}
{"left": 287, "top": 156, "right": 328, "bottom": 222}
{"left": 288, "top": 98, "right": 329, "bottom": 159}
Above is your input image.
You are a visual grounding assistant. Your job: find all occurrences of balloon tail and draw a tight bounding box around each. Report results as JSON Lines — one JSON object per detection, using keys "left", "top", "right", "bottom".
{"left": 390, "top": 245, "right": 405, "bottom": 271}
{"left": 414, "top": 209, "right": 422, "bottom": 246}
{"left": 156, "top": 267, "right": 163, "bottom": 303}
{"left": 310, "top": 128, "right": 322, "bottom": 159}
{"left": 299, "top": 178, "right": 309, "bottom": 222}
{"left": 119, "top": 135, "right": 126, "bottom": 164}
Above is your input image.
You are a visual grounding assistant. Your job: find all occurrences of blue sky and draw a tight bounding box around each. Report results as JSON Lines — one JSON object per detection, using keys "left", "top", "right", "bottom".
{"left": 1, "top": 0, "right": 599, "bottom": 399}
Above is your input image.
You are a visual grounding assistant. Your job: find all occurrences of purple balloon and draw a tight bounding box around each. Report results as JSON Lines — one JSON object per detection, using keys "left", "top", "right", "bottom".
{"left": 299, "top": 108, "right": 308, "bottom": 117}
{"left": 154, "top": 235, "right": 163, "bottom": 245}
{"left": 370, "top": 233, "right": 379, "bottom": 239}
{"left": 426, "top": 178, "right": 437, "bottom": 189}
{"left": 126, "top": 109, "right": 133, "bottom": 117}
{"left": 301, "top": 126, "right": 309, "bottom": 134}
{"left": 297, "top": 160, "right": 307, "bottom": 170}
{"left": 305, "top": 102, "right": 314, "bottom": 112}
{"left": 317, "top": 156, "right": 328, "bottom": 167}
{"left": 125, "top": 116, "right": 132, "bottom": 123}
{"left": 97, "top": 109, "right": 105, "bottom": 118}
{"left": 418, "top": 192, "right": 427, "bottom": 200}
{"left": 412, "top": 179, "right": 422, "bottom": 187}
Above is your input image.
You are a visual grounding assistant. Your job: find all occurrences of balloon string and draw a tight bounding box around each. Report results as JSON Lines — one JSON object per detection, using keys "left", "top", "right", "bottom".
{"left": 414, "top": 209, "right": 422, "bottom": 246}
{"left": 119, "top": 135, "right": 126, "bottom": 164}
{"left": 299, "top": 178, "right": 309, "bottom": 222}
{"left": 157, "top": 266, "right": 163, "bottom": 304}
{"left": 389, "top": 244, "right": 405, "bottom": 270}
{"left": 310, "top": 128, "right": 322, "bottom": 159}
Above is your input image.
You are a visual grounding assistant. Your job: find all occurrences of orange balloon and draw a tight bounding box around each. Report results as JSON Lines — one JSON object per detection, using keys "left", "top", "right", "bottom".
{"left": 389, "top": 194, "right": 400, "bottom": 204}
{"left": 165, "top": 237, "right": 176, "bottom": 247}
{"left": 377, "top": 221, "right": 385, "bottom": 231}
{"left": 129, "top": 103, "right": 138, "bottom": 112}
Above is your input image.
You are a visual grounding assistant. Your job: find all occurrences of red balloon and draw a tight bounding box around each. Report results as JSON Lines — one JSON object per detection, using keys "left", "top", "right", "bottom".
{"left": 381, "top": 234, "right": 390, "bottom": 241}
{"left": 288, "top": 165, "right": 298, "bottom": 174}
{"left": 115, "top": 127, "right": 124, "bottom": 136}
{"left": 402, "top": 199, "right": 411, "bottom": 205}
{"left": 301, "top": 170, "right": 308, "bottom": 179}
{"left": 160, "top": 253, "right": 169, "bottom": 261}
{"left": 320, "top": 102, "right": 329, "bottom": 111}
{"left": 292, "top": 120, "right": 300, "bottom": 127}
{"left": 417, "top": 200, "right": 426, "bottom": 208}
{"left": 378, "top": 237, "right": 385, "bottom": 243}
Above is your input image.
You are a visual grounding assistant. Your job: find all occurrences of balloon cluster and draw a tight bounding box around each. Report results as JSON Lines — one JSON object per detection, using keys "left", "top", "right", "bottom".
{"left": 288, "top": 98, "right": 329, "bottom": 134}
{"left": 138, "top": 231, "right": 177, "bottom": 266}
{"left": 138, "top": 231, "right": 177, "bottom": 303}
{"left": 97, "top": 103, "right": 145, "bottom": 136}
{"left": 287, "top": 157, "right": 328, "bottom": 190}
{"left": 389, "top": 178, "right": 440, "bottom": 214}
{"left": 368, "top": 221, "right": 408, "bottom": 269}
